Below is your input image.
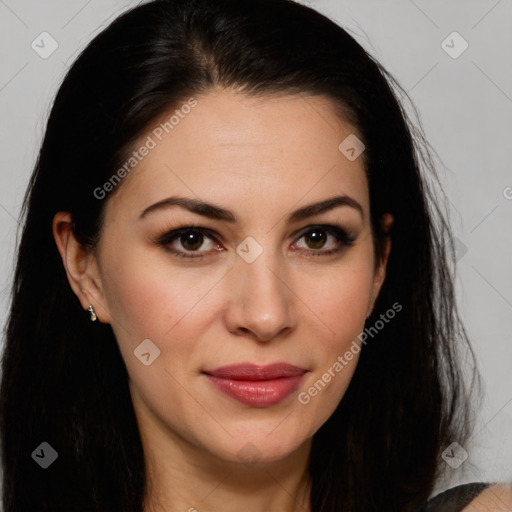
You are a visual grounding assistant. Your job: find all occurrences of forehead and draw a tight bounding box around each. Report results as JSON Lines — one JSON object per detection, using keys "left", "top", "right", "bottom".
{"left": 105, "top": 89, "right": 369, "bottom": 221}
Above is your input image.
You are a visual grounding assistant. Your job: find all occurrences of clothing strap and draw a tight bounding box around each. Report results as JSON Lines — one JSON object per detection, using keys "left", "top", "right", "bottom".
{"left": 415, "top": 482, "right": 491, "bottom": 511}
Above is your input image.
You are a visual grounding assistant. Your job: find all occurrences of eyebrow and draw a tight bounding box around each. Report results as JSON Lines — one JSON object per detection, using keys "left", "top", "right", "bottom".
{"left": 139, "top": 195, "right": 364, "bottom": 222}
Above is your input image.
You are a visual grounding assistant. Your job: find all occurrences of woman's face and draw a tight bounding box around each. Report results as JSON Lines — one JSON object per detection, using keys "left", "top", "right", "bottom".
{"left": 82, "top": 90, "right": 390, "bottom": 465}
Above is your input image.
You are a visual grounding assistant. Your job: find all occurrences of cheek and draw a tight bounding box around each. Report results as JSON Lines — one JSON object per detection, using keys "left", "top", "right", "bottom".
{"left": 310, "top": 275, "right": 372, "bottom": 327}
{"left": 98, "top": 248, "right": 223, "bottom": 412}
{"left": 302, "top": 255, "right": 376, "bottom": 340}
{"left": 294, "top": 253, "right": 375, "bottom": 425}
{"left": 99, "top": 243, "right": 227, "bottom": 341}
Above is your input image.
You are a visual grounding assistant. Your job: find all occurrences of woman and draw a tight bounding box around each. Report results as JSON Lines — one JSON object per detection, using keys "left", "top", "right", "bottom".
{"left": 0, "top": 0, "right": 510, "bottom": 510}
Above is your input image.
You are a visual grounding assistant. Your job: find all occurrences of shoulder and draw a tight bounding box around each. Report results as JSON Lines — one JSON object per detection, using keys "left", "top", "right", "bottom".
{"left": 461, "top": 482, "right": 512, "bottom": 511}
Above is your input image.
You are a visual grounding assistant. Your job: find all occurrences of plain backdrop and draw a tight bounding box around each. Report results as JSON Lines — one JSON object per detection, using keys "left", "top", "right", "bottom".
{"left": 0, "top": 0, "right": 511, "bottom": 497}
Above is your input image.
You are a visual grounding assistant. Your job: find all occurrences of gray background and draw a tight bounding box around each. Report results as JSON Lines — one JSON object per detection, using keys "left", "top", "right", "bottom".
{"left": 0, "top": 0, "right": 511, "bottom": 495}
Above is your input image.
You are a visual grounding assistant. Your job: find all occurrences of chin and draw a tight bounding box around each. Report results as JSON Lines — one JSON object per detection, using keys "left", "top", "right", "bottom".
{"left": 202, "top": 424, "right": 312, "bottom": 467}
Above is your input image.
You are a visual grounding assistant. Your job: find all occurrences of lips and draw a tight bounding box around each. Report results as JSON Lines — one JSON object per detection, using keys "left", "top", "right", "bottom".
{"left": 203, "top": 363, "right": 307, "bottom": 407}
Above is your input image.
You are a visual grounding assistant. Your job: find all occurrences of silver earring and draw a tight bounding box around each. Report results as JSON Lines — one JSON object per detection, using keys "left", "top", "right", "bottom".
{"left": 87, "top": 305, "right": 98, "bottom": 322}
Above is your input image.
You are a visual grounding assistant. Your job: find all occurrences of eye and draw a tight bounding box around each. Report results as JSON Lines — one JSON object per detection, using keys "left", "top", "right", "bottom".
{"left": 155, "top": 224, "right": 356, "bottom": 260}
{"left": 292, "top": 225, "right": 356, "bottom": 256}
{"left": 156, "top": 227, "right": 223, "bottom": 259}
{"left": 177, "top": 231, "right": 209, "bottom": 251}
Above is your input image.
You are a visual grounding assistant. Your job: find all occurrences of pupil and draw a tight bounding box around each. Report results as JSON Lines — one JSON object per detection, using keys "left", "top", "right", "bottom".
{"left": 181, "top": 232, "right": 203, "bottom": 250}
{"left": 306, "top": 230, "right": 326, "bottom": 249}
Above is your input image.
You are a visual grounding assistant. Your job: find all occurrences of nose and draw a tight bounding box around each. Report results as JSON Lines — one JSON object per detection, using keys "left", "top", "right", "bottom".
{"left": 223, "top": 250, "right": 296, "bottom": 343}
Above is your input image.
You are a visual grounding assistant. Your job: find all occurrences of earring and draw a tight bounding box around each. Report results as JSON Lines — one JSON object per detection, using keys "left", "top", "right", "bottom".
{"left": 87, "top": 304, "right": 98, "bottom": 322}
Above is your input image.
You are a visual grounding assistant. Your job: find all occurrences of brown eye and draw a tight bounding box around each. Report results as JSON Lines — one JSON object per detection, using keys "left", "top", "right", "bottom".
{"left": 180, "top": 231, "right": 204, "bottom": 251}
{"left": 292, "top": 225, "right": 356, "bottom": 257}
{"left": 156, "top": 227, "right": 222, "bottom": 259}
{"left": 303, "top": 230, "right": 327, "bottom": 249}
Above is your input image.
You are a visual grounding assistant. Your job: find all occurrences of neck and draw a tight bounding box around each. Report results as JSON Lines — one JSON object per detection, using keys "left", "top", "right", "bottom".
{"left": 137, "top": 409, "right": 312, "bottom": 512}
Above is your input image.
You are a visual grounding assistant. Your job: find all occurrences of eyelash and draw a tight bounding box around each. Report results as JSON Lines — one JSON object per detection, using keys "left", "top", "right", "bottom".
{"left": 155, "top": 224, "right": 356, "bottom": 260}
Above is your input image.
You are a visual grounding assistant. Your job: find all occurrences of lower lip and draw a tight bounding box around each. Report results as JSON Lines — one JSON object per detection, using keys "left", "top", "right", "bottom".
{"left": 205, "top": 374, "right": 305, "bottom": 407}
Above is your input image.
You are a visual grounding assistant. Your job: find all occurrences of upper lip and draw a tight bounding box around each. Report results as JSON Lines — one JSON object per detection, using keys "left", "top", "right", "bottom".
{"left": 203, "top": 363, "right": 307, "bottom": 381}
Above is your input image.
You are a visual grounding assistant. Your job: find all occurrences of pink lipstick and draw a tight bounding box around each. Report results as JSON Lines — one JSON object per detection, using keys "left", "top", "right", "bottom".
{"left": 203, "top": 363, "right": 307, "bottom": 407}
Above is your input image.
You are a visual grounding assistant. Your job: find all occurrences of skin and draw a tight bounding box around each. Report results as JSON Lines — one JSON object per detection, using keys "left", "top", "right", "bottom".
{"left": 462, "top": 483, "right": 512, "bottom": 511}
{"left": 53, "top": 89, "right": 395, "bottom": 511}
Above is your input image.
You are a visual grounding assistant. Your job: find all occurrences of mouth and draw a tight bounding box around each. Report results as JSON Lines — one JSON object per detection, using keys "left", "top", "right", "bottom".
{"left": 202, "top": 363, "right": 308, "bottom": 408}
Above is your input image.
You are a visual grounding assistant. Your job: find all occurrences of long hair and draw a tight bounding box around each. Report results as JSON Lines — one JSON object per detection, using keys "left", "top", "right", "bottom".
{"left": 0, "top": 0, "right": 478, "bottom": 510}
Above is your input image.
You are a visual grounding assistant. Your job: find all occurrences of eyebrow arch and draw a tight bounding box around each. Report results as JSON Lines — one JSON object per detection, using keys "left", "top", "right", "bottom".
{"left": 139, "top": 196, "right": 237, "bottom": 222}
{"left": 287, "top": 195, "right": 364, "bottom": 223}
{"left": 139, "top": 195, "right": 364, "bottom": 222}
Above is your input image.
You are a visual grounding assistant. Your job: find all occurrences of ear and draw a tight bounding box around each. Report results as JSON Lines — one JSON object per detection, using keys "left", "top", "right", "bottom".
{"left": 52, "top": 212, "right": 111, "bottom": 323}
{"left": 367, "top": 213, "right": 393, "bottom": 317}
